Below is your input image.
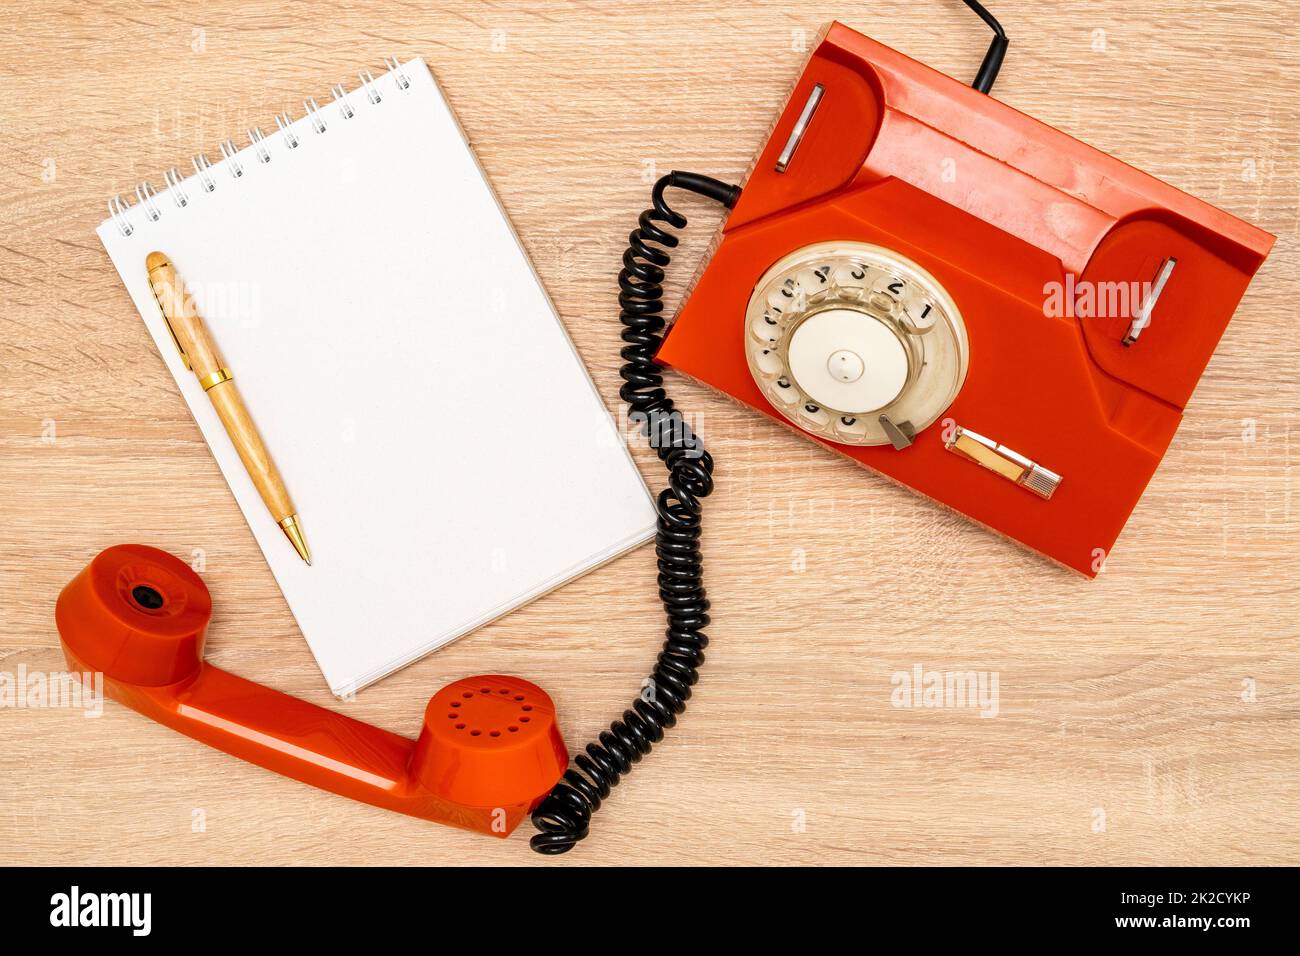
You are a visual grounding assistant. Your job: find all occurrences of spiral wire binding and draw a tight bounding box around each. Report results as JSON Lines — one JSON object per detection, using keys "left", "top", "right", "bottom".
{"left": 108, "top": 195, "right": 133, "bottom": 236}
{"left": 274, "top": 112, "right": 299, "bottom": 149}
{"left": 331, "top": 84, "right": 354, "bottom": 119}
{"left": 218, "top": 138, "right": 243, "bottom": 177}
{"left": 529, "top": 171, "right": 741, "bottom": 855}
{"left": 304, "top": 97, "right": 326, "bottom": 134}
{"left": 101, "top": 58, "right": 410, "bottom": 237}
{"left": 358, "top": 70, "right": 382, "bottom": 104}
{"left": 163, "top": 168, "right": 189, "bottom": 207}
{"left": 132, "top": 182, "right": 159, "bottom": 222}
{"left": 247, "top": 127, "right": 271, "bottom": 163}
{"left": 192, "top": 155, "right": 215, "bottom": 193}
{"left": 385, "top": 57, "right": 411, "bottom": 90}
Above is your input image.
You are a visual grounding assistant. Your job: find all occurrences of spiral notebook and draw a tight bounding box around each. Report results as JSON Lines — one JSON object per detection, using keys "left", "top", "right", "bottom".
{"left": 96, "top": 57, "right": 656, "bottom": 696}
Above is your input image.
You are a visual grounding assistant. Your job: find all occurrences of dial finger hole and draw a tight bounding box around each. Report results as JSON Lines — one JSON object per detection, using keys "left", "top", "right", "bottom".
{"left": 834, "top": 415, "right": 870, "bottom": 440}
{"left": 797, "top": 402, "right": 832, "bottom": 429}
{"left": 750, "top": 313, "right": 781, "bottom": 346}
{"left": 767, "top": 376, "right": 802, "bottom": 408}
{"left": 754, "top": 348, "right": 784, "bottom": 377}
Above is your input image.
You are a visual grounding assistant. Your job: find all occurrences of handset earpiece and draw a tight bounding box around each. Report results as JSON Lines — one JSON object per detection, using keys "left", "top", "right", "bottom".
{"left": 55, "top": 544, "right": 568, "bottom": 837}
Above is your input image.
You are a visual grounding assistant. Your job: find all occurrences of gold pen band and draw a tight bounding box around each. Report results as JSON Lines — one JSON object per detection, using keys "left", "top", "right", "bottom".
{"left": 198, "top": 367, "right": 233, "bottom": 391}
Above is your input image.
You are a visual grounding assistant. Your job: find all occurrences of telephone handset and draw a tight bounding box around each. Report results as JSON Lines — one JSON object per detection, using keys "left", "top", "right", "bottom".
{"left": 56, "top": 544, "right": 569, "bottom": 837}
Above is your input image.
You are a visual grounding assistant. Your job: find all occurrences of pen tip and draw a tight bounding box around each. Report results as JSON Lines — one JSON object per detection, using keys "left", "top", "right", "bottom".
{"left": 279, "top": 515, "right": 312, "bottom": 566}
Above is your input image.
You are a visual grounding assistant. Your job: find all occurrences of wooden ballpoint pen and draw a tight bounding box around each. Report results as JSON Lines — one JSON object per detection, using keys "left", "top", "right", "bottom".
{"left": 145, "top": 251, "right": 312, "bottom": 565}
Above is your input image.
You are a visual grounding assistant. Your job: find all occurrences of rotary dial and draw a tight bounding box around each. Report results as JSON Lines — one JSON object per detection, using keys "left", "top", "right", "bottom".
{"left": 744, "top": 242, "right": 969, "bottom": 447}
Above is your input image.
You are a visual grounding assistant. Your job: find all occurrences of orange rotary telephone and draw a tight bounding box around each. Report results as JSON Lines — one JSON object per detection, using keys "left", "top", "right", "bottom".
{"left": 56, "top": 544, "right": 569, "bottom": 838}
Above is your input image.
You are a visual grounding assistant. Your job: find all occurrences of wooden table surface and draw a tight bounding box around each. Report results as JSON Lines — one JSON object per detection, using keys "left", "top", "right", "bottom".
{"left": 1, "top": 0, "right": 1297, "bottom": 867}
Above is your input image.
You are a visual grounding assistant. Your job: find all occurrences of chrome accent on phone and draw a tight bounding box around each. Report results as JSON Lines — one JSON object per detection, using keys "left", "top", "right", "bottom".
{"left": 1123, "top": 256, "right": 1177, "bottom": 346}
{"left": 775, "top": 83, "right": 824, "bottom": 173}
{"left": 945, "top": 426, "right": 1061, "bottom": 500}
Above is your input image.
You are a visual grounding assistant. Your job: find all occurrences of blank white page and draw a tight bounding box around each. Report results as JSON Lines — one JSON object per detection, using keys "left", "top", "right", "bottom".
{"left": 96, "top": 59, "right": 655, "bottom": 695}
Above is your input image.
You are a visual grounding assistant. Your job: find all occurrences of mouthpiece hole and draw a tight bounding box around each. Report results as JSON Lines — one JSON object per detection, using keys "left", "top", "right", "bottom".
{"left": 131, "top": 584, "right": 165, "bottom": 610}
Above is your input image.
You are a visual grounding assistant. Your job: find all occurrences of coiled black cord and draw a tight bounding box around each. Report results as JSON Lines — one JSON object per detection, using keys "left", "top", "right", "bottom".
{"left": 529, "top": 172, "right": 740, "bottom": 854}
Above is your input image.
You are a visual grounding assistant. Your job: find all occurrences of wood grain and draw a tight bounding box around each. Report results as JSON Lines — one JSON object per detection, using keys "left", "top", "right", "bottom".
{"left": 1, "top": 0, "right": 1297, "bottom": 867}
